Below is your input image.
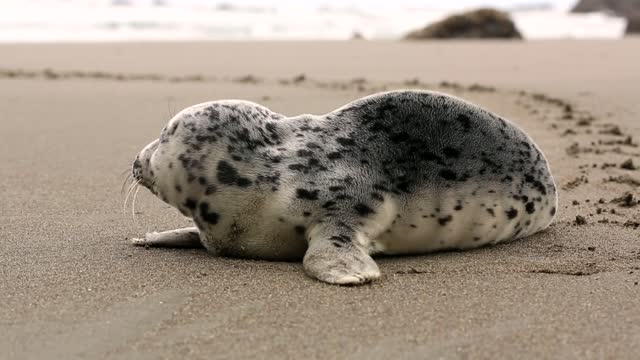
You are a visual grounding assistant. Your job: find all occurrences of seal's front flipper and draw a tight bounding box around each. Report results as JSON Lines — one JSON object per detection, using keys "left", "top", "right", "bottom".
{"left": 303, "top": 226, "right": 380, "bottom": 285}
{"left": 131, "top": 227, "right": 203, "bottom": 248}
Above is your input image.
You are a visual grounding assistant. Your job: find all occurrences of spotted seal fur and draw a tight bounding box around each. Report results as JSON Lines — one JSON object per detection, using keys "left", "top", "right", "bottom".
{"left": 130, "top": 90, "right": 557, "bottom": 285}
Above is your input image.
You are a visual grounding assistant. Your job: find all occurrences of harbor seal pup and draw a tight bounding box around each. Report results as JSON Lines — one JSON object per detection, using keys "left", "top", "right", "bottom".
{"left": 129, "top": 90, "right": 557, "bottom": 285}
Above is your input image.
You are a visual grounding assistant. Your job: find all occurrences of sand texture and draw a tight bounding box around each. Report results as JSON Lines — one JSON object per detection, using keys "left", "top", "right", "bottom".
{"left": 1, "top": 39, "right": 639, "bottom": 359}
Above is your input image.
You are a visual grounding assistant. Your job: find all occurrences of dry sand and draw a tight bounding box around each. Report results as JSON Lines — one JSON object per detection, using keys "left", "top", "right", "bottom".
{"left": 1, "top": 39, "right": 639, "bottom": 359}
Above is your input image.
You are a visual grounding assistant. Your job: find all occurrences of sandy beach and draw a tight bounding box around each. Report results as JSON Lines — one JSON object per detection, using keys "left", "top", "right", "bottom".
{"left": 1, "top": 39, "right": 639, "bottom": 359}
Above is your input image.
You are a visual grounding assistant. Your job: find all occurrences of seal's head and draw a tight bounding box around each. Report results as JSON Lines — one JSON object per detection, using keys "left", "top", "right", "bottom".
{"left": 132, "top": 138, "right": 160, "bottom": 193}
{"left": 130, "top": 100, "right": 285, "bottom": 217}
{"left": 131, "top": 132, "right": 185, "bottom": 213}
{"left": 130, "top": 104, "right": 227, "bottom": 210}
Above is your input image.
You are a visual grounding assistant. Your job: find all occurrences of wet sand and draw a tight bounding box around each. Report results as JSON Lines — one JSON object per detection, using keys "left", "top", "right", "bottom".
{"left": 1, "top": 39, "right": 639, "bottom": 359}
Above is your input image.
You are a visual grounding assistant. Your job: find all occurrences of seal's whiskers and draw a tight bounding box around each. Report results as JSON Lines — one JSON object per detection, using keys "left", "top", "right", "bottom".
{"left": 131, "top": 183, "right": 142, "bottom": 221}
{"left": 123, "top": 180, "right": 139, "bottom": 216}
{"left": 120, "top": 172, "right": 133, "bottom": 196}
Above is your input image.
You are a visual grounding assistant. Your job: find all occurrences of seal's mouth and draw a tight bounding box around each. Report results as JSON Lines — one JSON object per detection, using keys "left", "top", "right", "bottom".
{"left": 131, "top": 139, "right": 160, "bottom": 191}
{"left": 131, "top": 163, "right": 159, "bottom": 198}
{"left": 123, "top": 163, "right": 148, "bottom": 219}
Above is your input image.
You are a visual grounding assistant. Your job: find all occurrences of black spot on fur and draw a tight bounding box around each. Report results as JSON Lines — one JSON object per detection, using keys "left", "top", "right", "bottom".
{"left": 525, "top": 202, "right": 536, "bottom": 214}
{"left": 288, "top": 164, "right": 307, "bottom": 171}
{"left": 217, "top": 160, "right": 252, "bottom": 187}
{"left": 336, "top": 137, "right": 356, "bottom": 146}
{"left": 236, "top": 177, "right": 251, "bottom": 187}
{"left": 168, "top": 122, "right": 179, "bottom": 135}
{"left": 371, "top": 193, "right": 384, "bottom": 201}
{"left": 550, "top": 207, "right": 556, "bottom": 216}
{"left": 439, "top": 169, "right": 457, "bottom": 181}
{"left": 506, "top": 208, "right": 518, "bottom": 219}
{"left": 330, "top": 235, "right": 350, "bottom": 244}
{"left": 421, "top": 151, "right": 443, "bottom": 164}
{"left": 390, "top": 132, "right": 410, "bottom": 143}
{"left": 327, "top": 152, "right": 343, "bottom": 160}
{"left": 396, "top": 181, "right": 411, "bottom": 193}
{"left": 442, "top": 147, "right": 460, "bottom": 158}
{"left": 322, "top": 201, "right": 337, "bottom": 209}
{"left": 456, "top": 114, "right": 472, "bottom": 131}
{"left": 329, "top": 186, "right": 346, "bottom": 192}
{"left": 486, "top": 208, "right": 495, "bottom": 217}
{"left": 307, "top": 158, "right": 321, "bottom": 167}
{"left": 524, "top": 174, "right": 548, "bottom": 195}
{"left": 184, "top": 198, "right": 197, "bottom": 210}
{"left": 199, "top": 202, "right": 219, "bottom": 224}
{"left": 373, "top": 184, "right": 388, "bottom": 192}
{"left": 297, "top": 149, "right": 313, "bottom": 157}
{"left": 354, "top": 203, "right": 375, "bottom": 216}
{"left": 269, "top": 156, "right": 282, "bottom": 164}
{"left": 296, "top": 188, "right": 319, "bottom": 200}
{"left": 438, "top": 215, "right": 453, "bottom": 226}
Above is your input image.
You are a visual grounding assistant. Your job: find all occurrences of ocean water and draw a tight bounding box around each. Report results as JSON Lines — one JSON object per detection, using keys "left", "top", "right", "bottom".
{"left": 0, "top": 0, "right": 627, "bottom": 42}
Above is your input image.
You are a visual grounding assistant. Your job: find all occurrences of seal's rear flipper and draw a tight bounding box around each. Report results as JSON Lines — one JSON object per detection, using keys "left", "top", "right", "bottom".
{"left": 130, "top": 227, "right": 203, "bottom": 248}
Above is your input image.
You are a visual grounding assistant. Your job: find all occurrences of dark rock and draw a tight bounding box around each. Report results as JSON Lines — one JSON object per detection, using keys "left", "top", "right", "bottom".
{"left": 621, "top": 158, "right": 636, "bottom": 170}
{"left": 572, "top": 0, "right": 639, "bottom": 14}
{"left": 292, "top": 74, "right": 306, "bottom": 83}
{"left": 351, "top": 31, "right": 365, "bottom": 40}
{"left": 627, "top": 15, "right": 640, "bottom": 33}
{"left": 405, "top": 8, "right": 522, "bottom": 40}
{"left": 611, "top": 192, "right": 638, "bottom": 207}
{"left": 571, "top": 0, "right": 640, "bottom": 34}
{"left": 624, "top": 220, "right": 640, "bottom": 229}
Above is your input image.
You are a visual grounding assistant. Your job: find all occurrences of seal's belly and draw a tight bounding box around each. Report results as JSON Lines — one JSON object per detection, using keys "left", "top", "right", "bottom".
{"left": 371, "top": 184, "right": 556, "bottom": 255}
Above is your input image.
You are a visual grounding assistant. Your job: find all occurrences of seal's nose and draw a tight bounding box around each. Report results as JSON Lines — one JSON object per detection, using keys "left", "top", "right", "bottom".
{"left": 132, "top": 157, "right": 143, "bottom": 180}
{"left": 132, "top": 139, "right": 160, "bottom": 188}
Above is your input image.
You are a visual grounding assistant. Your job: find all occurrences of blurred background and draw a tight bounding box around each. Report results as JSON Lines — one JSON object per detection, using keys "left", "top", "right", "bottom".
{"left": 1, "top": 0, "right": 636, "bottom": 42}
